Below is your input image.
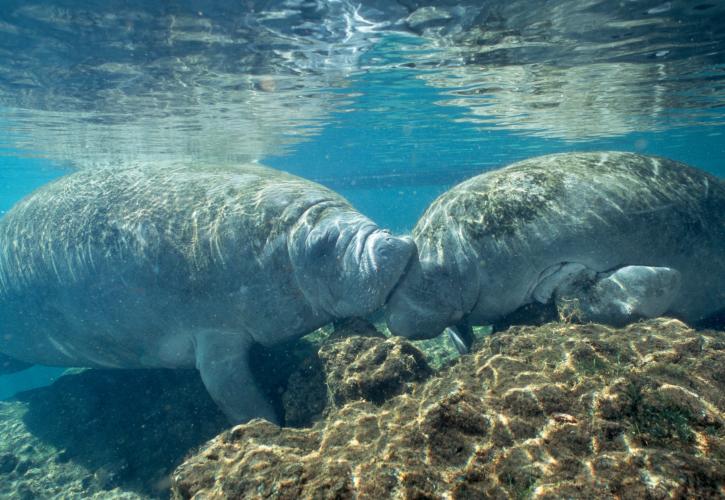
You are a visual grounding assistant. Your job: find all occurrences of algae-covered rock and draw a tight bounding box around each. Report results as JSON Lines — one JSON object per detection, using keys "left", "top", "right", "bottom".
{"left": 319, "top": 336, "right": 432, "bottom": 408}
{"left": 172, "top": 318, "right": 725, "bottom": 499}
{"left": 283, "top": 319, "right": 432, "bottom": 425}
{"left": 0, "top": 321, "right": 433, "bottom": 498}
{"left": 329, "top": 317, "right": 387, "bottom": 342}
{"left": 282, "top": 318, "right": 394, "bottom": 427}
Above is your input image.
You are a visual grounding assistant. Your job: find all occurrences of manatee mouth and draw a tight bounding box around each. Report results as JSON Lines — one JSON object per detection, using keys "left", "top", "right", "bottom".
{"left": 383, "top": 240, "right": 417, "bottom": 305}
{"left": 385, "top": 253, "right": 470, "bottom": 341}
{"left": 386, "top": 297, "right": 450, "bottom": 341}
{"left": 385, "top": 285, "right": 449, "bottom": 341}
{"left": 323, "top": 226, "right": 415, "bottom": 319}
{"left": 371, "top": 233, "right": 416, "bottom": 299}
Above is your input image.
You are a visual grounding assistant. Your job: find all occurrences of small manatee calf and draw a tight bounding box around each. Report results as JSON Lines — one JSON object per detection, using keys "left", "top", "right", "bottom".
{"left": 0, "top": 164, "right": 415, "bottom": 423}
{"left": 386, "top": 152, "right": 724, "bottom": 351}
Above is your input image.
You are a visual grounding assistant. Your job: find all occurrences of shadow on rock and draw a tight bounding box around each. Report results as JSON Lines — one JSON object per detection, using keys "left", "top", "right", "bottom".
{"left": 8, "top": 333, "right": 334, "bottom": 498}
{"left": 15, "top": 369, "right": 228, "bottom": 498}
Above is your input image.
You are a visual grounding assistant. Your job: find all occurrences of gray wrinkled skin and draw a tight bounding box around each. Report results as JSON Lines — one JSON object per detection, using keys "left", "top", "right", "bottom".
{"left": 387, "top": 152, "right": 725, "bottom": 340}
{"left": 0, "top": 164, "right": 415, "bottom": 423}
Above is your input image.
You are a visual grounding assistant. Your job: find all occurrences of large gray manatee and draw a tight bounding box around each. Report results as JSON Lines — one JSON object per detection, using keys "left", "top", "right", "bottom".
{"left": 0, "top": 164, "right": 415, "bottom": 423}
{"left": 386, "top": 152, "right": 724, "bottom": 349}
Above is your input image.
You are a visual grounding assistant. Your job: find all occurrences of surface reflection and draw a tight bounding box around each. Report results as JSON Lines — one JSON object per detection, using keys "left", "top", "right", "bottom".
{"left": 0, "top": 0, "right": 723, "bottom": 167}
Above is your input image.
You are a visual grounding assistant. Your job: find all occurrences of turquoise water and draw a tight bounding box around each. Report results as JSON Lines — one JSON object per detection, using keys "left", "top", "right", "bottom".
{"left": 0, "top": 1, "right": 724, "bottom": 496}
{"left": 266, "top": 67, "right": 725, "bottom": 233}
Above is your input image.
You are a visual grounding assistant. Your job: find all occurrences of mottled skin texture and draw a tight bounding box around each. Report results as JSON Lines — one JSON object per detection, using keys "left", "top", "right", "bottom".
{"left": 0, "top": 164, "right": 415, "bottom": 423}
{"left": 386, "top": 152, "right": 725, "bottom": 340}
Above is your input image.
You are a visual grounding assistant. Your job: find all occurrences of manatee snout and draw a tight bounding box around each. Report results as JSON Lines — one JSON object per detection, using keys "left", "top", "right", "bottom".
{"left": 367, "top": 232, "right": 415, "bottom": 274}
{"left": 386, "top": 295, "right": 453, "bottom": 341}
{"left": 353, "top": 231, "right": 416, "bottom": 314}
{"left": 385, "top": 258, "right": 460, "bottom": 341}
{"left": 321, "top": 226, "right": 415, "bottom": 319}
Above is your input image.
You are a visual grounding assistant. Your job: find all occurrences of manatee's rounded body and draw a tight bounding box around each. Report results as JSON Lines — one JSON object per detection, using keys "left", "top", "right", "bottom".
{"left": 387, "top": 152, "right": 725, "bottom": 340}
{"left": 1, "top": 166, "right": 334, "bottom": 366}
{"left": 0, "top": 164, "right": 415, "bottom": 422}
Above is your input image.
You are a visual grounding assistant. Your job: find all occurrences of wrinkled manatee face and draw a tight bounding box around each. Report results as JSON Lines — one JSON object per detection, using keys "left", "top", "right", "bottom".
{"left": 385, "top": 254, "right": 473, "bottom": 340}
{"left": 386, "top": 210, "right": 479, "bottom": 341}
{"left": 291, "top": 211, "right": 415, "bottom": 318}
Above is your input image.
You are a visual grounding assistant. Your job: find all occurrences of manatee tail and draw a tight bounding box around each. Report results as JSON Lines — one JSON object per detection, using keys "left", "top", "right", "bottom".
{"left": 0, "top": 352, "right": 32, "bottom": 375}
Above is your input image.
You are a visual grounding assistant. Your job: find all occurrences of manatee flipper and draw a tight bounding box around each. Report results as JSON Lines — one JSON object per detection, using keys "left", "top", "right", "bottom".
{"left": 555, "top": 265, "right": 681, "bottom": 326}
{"left": 194, "top": 330, "right": 277, "bottom": 425}
{"left": 0, "top": 352, "right": 32, "bottom": 375}
{"left": 446, "top": 321, "right": 474, "bottom": 355}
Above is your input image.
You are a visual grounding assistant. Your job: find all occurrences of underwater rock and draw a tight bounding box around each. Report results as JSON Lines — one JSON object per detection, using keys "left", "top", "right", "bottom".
{"left": 282, "top": 321, "right": 431, "bottom": 426}
{"left": 279, "top": 356, "right": 327, "bottom": 428}
{"left": 319, "top": 335, "right": 432, "bottom": 408}
{"left": 0, "top": 451, "right": 18, "bottom": 474}
{"left": 281, "top": 319, "right": 436, "bottom": 427}
{"left": 172, "top": 318, "right": 725, "bottom": 499}
{"left": 329, "top": 317, "right": 387, "bottom": 341}
{"left": 273, "top": 339, "right": 328, "bottom": 429}
{"left": 0, "top": 400, "right": 149, "bottom": 499}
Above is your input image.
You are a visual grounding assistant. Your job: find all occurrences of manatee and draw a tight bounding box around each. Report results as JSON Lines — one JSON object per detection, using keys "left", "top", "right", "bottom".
{"left": 386, "top": 152, "right": 725, "bottom": 349}
{"left": 0, "top": 164, "right": 415, "bottom": 423}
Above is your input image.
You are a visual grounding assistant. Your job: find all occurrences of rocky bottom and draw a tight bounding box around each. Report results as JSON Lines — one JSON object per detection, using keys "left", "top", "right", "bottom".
{"left": 172, "top": 319, "right": 725, "bottom": 499}
{"left": 1, "top": 318, "right": 723, "bottom": 499}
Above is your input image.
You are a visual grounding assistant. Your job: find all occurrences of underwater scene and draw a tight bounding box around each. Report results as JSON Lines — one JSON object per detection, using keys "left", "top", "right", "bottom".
{"left": 0, "top": 1, "right": 724, "bottom": 498}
